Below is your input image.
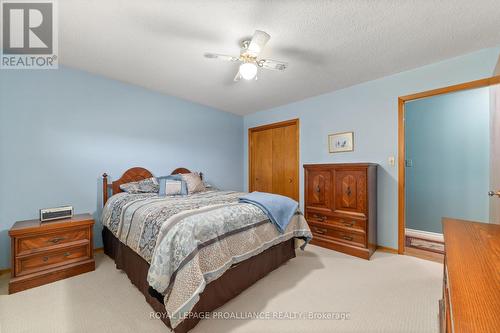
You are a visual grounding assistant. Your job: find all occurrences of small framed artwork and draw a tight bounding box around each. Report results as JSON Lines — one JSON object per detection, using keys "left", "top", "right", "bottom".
{"left": 328, "top": 131, "right": 354, "bottom": 153}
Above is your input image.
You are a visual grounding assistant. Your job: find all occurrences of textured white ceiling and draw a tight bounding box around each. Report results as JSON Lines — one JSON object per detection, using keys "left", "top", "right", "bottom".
{"left": 59, "top": 0, "right": 500, "bottom": 115}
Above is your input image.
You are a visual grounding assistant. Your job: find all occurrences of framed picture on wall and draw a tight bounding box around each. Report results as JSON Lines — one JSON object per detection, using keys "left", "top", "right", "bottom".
{"left": 329, "top": 131, "right": 354, "bottom": 153}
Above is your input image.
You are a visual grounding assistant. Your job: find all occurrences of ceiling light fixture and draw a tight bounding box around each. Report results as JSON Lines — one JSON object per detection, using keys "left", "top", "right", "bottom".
{"left": 239, "top": 62, "right": 258, "bottom": 80}
{"left": 204, "top": 30, "right": 288, "bottom": 82}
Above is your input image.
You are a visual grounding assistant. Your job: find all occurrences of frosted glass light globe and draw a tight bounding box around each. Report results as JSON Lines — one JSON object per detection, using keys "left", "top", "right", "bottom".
{"left": 239, "top": 62, "right": 257, "bottom": 80}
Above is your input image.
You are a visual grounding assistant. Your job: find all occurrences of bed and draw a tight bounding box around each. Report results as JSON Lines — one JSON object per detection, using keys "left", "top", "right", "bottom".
{"left": 101, "top": 167, "right": 312, "bottom": 332}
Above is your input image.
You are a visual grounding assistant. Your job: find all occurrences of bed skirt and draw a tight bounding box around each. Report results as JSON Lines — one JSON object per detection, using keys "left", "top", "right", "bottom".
{"left": 102, "top": 227, "right": 296, "bottom": 333}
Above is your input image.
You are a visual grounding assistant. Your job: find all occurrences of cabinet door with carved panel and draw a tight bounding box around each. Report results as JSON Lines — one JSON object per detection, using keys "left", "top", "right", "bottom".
{"left": 305, "top": 169, "right": 332, "bottom": 213}
{"left": 333, "top": 169, "right": 367, "bottom": 217}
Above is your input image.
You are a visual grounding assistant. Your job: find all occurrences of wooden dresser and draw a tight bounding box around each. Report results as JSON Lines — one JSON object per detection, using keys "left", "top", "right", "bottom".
{"left": 304, "top": 163, "right": 377, "bottom": 259}
{"left": 9, "top": 214, "right": 95, "bottom": 294}
{"left": 440, "top": 218, "right": 500, "bottom": 333}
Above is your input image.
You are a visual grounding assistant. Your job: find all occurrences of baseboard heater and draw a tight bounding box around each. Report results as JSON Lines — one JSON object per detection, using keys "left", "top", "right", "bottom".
{"left": 405, "top": 228, "right": 444, "bottom": 254}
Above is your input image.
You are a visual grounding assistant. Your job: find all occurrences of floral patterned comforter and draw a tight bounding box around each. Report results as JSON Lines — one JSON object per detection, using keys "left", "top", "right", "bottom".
{"left": 102, "top": 190, "right": 244, "bottom": 261}
{"left": 101, "top": 190, "right": 312, "bottom": 328}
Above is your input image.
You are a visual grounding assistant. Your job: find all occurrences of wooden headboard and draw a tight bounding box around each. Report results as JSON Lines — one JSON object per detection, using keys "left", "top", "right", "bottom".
{"left": 102, "top": 167, "right": 201, "bottom": 205}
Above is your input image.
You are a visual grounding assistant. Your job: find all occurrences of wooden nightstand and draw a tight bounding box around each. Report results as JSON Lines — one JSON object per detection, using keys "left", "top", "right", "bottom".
{"left": 9, "top": 213, "right": 95, "bottom": 294}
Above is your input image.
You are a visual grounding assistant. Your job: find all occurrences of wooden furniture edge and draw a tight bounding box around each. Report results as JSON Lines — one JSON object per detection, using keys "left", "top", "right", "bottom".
{"left": 441, "top": 218, "right": 500, "bottom": 332}
{"left": 397, "top": 75, "right": 500, "bottom": 254}
{"left": 102, "top": 173, "right": 108, "bottom": 206}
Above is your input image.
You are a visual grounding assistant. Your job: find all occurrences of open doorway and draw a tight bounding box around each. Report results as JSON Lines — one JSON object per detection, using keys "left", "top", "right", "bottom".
{"left": 398, "top": 76, "right": 500, "bottom": 255}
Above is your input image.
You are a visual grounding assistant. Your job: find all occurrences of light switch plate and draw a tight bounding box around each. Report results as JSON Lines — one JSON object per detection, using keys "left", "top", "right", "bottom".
{"left": 388, "top": 156, "right": 395, "bottom": 166}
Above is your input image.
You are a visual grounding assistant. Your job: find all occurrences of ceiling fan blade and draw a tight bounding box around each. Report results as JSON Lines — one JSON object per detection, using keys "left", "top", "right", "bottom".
{"left": 260, "top": 59, "right": 288, "bottom": 71}
{"left": 233, "top": 71, "right": 241, "bottom": 82}
{"left": 204, "top": 53, "right": 239, "bottom": 61}
{"left": 246, "top": 30, "right": 270, "bottom": 56}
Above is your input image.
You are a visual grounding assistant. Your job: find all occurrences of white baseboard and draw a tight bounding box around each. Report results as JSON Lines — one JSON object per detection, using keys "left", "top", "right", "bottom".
{"left": 405, "top": 228, "right": 443, "bottom": 242}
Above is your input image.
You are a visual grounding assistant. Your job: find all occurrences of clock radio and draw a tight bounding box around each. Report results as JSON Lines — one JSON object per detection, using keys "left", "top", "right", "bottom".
{"left": 39, "top": 206, "right": 73, "bottom": 222}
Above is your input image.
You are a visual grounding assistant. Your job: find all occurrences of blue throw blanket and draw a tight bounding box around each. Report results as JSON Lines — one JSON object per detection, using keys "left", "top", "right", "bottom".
{"left": 239, "top": 191, "right": 299, "bottom": 233}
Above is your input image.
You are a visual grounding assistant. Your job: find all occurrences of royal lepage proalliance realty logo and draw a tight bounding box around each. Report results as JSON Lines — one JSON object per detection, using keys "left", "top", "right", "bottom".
{"left": 1, "top": 0, "right": 58, "bottom": 69}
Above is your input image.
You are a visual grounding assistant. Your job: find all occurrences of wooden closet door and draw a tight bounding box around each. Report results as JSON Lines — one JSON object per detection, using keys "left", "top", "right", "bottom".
{"left": 249, "top": 119, "right": 299, "bottom": 201}
{"left": 272, "top": 124, "right": 299, "bottom": 201}
{"left": 250, "top": 129, "right": 273, "bottom": 193}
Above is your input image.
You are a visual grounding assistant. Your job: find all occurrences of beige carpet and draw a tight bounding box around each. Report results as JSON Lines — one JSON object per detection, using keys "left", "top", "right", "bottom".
{"left": 0, "top": 245, "right": 442, "bottom": 333}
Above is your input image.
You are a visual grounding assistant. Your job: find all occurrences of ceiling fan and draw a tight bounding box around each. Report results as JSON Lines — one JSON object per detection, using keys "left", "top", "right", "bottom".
{"left": 204, "top": 30, "right": 288, "bottom": 81}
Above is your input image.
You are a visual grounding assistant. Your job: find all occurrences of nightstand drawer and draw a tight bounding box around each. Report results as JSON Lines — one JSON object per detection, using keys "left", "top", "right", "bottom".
{"left": 17, "top": 227, "right": 90, "bottom": 255}
{"left": 16, "top": 243, "right": 90, "bottom": 276}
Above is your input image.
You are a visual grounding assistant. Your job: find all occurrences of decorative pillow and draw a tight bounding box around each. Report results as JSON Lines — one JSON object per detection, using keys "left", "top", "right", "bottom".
{"left": 158, "top": 175, "right": 188, "bottom": 196}
{"left": 120, "top": 177, "right": 159, "bottom": 193}
{"left": 164, "top": 179, "right": 182, "bottom": 196}
{"left": 158, "top": 178, "right": 184, "bottom": 196}
{"left": 181, "top": 172, "right": 205, "bottom": 194}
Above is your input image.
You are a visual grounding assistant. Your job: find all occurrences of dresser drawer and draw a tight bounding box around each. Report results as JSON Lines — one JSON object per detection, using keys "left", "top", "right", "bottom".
{"left": 306, "top": 211, "right": 366, "bottom": 232}
{"left": 309, "top": 222, "right": 365, "bottom": 247}
{"left": 16, "top": 244, "right": 90, "bottom": 276}
{"left": 331, "top": 216, "right": 366, "bottom": 232}
{"left": 17, "top": 227, "right": 90, "bottom": 255}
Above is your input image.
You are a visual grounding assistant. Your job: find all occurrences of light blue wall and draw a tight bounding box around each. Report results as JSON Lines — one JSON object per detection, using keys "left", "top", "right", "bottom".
{"left": 1, "top": 48, "right": 498, "bottom": 269}
{"left": 0, "top": 67, "right": 243, "bottom": 269}
{"left": 405, "top": 88, "right": 490, "bottom": 233}
{"left": 244, "top": 47, "right": 500, "bottom": 249}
